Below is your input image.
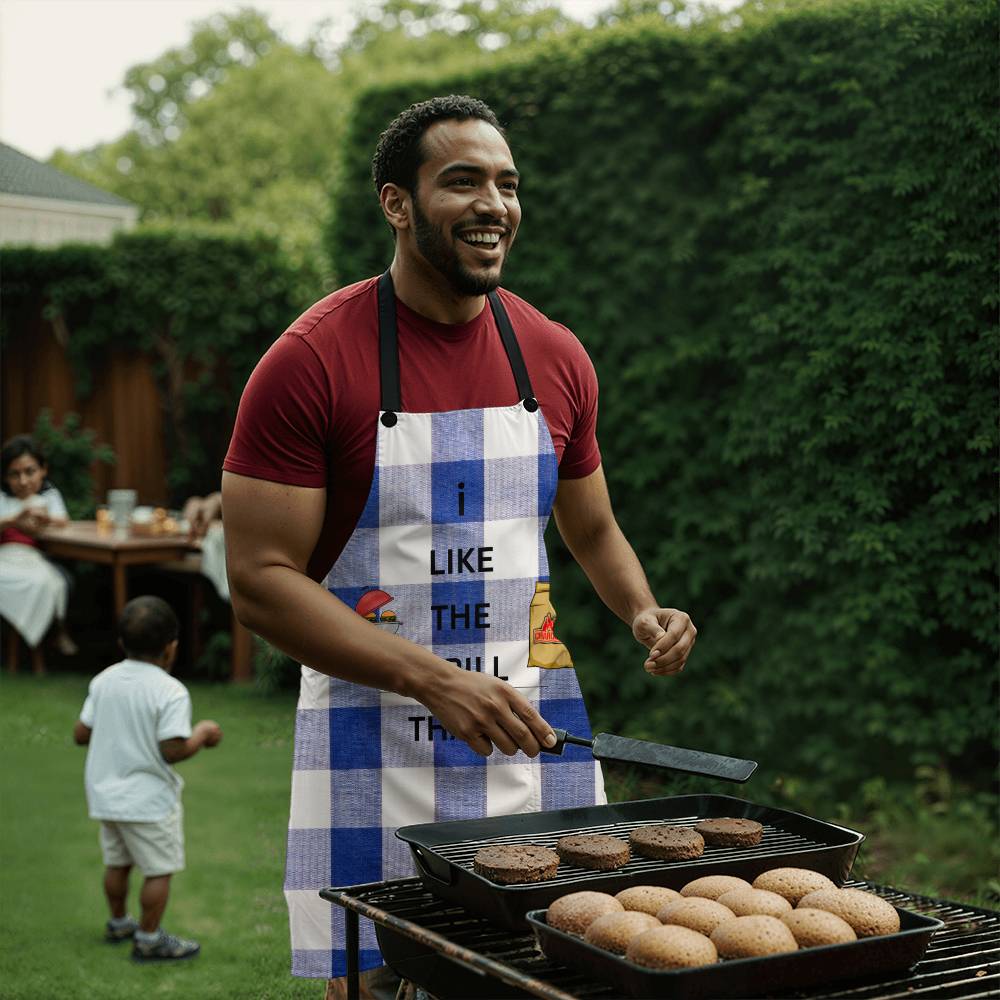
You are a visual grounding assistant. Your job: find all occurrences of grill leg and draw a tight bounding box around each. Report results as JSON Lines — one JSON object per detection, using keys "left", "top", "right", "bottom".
{"left": 346, "top": 909, "right": 359, "bottom": 1000}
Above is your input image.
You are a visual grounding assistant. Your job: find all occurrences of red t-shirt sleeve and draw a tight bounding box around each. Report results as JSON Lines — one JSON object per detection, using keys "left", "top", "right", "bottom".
{"left": 223, "top": 334, "right": 331, "bottom": 488}
{"left": 551, "top": 323, "right": 601, "bottom": 480}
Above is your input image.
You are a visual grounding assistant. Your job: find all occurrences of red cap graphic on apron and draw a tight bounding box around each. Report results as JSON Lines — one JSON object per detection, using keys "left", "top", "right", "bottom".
{"left": 354, "top": 588, "right": 401, "bottom": 634}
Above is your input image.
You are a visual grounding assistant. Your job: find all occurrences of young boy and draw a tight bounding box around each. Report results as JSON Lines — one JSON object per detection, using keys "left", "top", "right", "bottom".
{"left": 73, "top": 595, "right": 223, "bottom": 962}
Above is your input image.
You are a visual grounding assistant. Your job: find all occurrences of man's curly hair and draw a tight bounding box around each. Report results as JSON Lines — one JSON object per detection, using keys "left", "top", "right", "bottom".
{"left": 371, "top": 95, "right": 504, "bottom": 196}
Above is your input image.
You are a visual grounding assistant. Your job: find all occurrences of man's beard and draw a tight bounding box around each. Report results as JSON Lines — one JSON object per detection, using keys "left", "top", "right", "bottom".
{"left": 412, "top": 198, "right": 509, "bottom": 297}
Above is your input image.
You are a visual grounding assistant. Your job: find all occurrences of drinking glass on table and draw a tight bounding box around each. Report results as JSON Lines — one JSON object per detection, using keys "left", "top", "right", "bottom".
{"left": 107, "top": 489, "right": 137, "bottom": 537}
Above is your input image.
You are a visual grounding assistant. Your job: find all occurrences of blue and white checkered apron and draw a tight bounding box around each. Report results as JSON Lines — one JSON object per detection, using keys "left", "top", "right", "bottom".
{"left": 284, "top": 274, "right": 605, "bottom": 978}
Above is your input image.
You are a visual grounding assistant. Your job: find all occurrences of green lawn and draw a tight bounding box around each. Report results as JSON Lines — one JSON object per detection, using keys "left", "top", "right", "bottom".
{"left": 0, "top": 674, "right": 320, "bottom": 1000}
{"left": 2, "top": 674, "right": 995, "bottom": 1000}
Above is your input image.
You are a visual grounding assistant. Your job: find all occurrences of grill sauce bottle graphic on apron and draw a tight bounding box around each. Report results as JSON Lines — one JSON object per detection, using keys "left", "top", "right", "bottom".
{"left": 528, "top": 581, "right": 573, "bottom": 668}
{"left": 284, "top": 273, "right": 605, "bottom": 979}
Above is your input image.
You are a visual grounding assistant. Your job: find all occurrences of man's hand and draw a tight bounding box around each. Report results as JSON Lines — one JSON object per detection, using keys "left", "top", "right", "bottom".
{"left": 416, "top": 668, "right": 557, "bottom": 758}
{"left": 554, "top": 470, "right": 699, "bottom": 679}
{"left": 632, "top": 608, "right": 697, "bottom": 676}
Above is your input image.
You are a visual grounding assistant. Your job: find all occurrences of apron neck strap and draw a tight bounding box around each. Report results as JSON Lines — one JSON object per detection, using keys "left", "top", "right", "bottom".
{"left": 377, "top": 271, "right": 402, "bottom": 414}
{"left": 377, "top": 270, "right": 538, "bottom": 415}
{"left": 488, "top": 289, "right": 536, "bottom": 407}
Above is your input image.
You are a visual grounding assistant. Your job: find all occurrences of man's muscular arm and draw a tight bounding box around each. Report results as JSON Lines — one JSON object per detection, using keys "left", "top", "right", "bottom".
{"left": 553, "top": 465, "right": 697, "bottom": 676}
{"left": 222, "top": 471, "right": 556, "bottom": 757}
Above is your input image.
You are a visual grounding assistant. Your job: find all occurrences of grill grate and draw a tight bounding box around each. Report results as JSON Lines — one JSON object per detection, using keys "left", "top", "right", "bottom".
{"left": 435, "top": 814, "right": 829, "bottom": 886}
{"left": 324, "top": 878, "right": 999, "bottom": 1000}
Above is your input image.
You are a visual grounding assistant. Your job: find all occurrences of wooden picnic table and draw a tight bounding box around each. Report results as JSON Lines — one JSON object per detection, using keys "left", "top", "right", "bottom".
{"left": 37, "top": 520, "right": 253, "bottom": 681}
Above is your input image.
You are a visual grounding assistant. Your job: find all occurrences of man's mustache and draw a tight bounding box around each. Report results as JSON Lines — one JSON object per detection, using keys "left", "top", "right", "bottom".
{"left": 454, "top": 217, "right": 513, "bottom": 237}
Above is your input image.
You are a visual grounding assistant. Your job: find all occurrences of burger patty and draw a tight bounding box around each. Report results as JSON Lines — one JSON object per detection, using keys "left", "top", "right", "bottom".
{"left": 629, "top": 825, "right": 706, "bottom": 860}
{"left": 694, "top": 817, "right": 764, "bottom": 847}
{"left": 556, "top": 834, "right": 631, "bottom": 871}
{"left": 472, "top": 844, "right": 559, "bottom": 884}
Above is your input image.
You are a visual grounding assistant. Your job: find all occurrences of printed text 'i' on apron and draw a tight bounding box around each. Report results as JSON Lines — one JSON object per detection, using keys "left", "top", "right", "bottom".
{"left": 284, "top": 272, "right": 606, "bottom": 978}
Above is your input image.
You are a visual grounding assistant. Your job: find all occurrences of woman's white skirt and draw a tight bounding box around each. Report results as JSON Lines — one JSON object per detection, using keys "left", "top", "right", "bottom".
{"left": 199, "top": 522, "right": 229, "bottom": 601}
{"left": 0, "top": 543, "right": 67, "bottom": 647}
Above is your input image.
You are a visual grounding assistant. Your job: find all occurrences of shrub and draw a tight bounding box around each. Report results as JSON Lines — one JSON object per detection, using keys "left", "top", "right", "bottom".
{"left": 29, "top": 409, "right": 115, "bottom": 519}
{"left": 253, "top": 638, "right": 301, "bottom": 694}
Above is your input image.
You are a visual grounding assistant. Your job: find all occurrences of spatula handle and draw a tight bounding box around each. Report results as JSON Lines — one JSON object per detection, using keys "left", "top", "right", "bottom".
{"left": 547, "top": 729, "right": 595, "bottom": 755}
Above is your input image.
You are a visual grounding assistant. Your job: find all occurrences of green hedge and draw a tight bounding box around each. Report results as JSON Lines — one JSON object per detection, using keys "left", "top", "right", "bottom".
{"left": 329, "top": 0, "right": 998, "bottom": 795}
{"left": 1, "top": 229, "right": 316, "bottom": 500}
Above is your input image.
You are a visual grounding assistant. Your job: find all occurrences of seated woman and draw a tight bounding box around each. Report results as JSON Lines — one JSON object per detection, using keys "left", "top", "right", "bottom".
{"left": 0, "top": 435, "right": 78, "bottom": 674}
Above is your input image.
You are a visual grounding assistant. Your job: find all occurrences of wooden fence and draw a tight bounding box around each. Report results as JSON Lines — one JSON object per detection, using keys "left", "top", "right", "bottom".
{"left": 2, "top": 309, "right": 170, "bottom": 504}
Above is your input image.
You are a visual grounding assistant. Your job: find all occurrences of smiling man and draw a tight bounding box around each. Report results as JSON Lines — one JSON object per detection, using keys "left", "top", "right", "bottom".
{"left": 222, "top": 95, "right": 697, "bottom": 995}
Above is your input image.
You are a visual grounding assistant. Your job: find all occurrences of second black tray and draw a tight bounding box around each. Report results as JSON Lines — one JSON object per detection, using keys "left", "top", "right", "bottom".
{"left": 527, "top": 904, "right": 943, "bottom": 999}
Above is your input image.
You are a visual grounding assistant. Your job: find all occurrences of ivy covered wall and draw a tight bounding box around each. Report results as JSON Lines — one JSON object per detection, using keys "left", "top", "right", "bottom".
{"left": 328, "top": 0, "right": 998, "bottom": 793}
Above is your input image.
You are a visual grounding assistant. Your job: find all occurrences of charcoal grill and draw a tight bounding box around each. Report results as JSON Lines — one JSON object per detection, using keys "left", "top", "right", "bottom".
{"left": 396, "top": 794, "right": 864, "bottom": 929}
{"left": 320, "top": 878, "right": 999, "bottom": 1000}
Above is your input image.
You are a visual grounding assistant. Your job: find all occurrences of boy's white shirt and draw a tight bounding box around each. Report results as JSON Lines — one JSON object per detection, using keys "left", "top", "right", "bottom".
{"left": 0, "top": 486, "right": 68, "bottom": 521}
{"left": 80, "top": 658, "right": 192, "bottom": 822}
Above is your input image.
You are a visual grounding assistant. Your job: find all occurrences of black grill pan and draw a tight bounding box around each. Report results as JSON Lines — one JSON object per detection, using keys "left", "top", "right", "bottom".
{"left": 396, "top": 794, "right": 864, "bottom": 930}
{"left": 527, "top": 904, "right": 943, "bottom": 999}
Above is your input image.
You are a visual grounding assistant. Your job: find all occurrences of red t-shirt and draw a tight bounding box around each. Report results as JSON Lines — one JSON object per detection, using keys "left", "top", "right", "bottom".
{"left": 224, "top": 277, "right": 601, "bottom": 581}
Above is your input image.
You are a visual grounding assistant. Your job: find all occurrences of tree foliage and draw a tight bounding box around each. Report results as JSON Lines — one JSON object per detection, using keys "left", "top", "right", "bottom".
{"left": 118, "top": 8, "right": 281, "bottom": 146}
{"left": 330, "top": 0, "right": 999, "bottom": 795}
{"left": 48, "top": 2, "right": 597, "bottom": 281}
{"left": 332, "top": 0, "right": 575, "bottom": 58}
{"left": 50, "top": 11, "right": 338, "bottom": 278}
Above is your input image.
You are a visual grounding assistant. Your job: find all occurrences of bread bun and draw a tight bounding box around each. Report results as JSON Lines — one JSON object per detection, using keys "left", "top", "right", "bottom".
{"left": 657, "top": 897, "right": 736, "bottom": 936}
{"left": 680, "top": 875, "right": 752, "bottom": 900}
{"left": 711, "top": 915, "right": 799, "bottom": 958}
{"left": 717, "top": 887, "right": 793, "bottom": 918}
{"left": 797, "top": 888, "right": 900, "bottom": 937}
{"left": 547, "top": 891, "right": 624, "bottom": 936}
{"left": 584, "top": 911, "right": 661, "bottom": 954}
{"left": 626, "top": 925, "right": 718, "bottom": 970}
{"left": 615, "top": 885, "right": 681, "bottom": 916}
{"left": 782, "top": 908, "right": 858, "bottom": 948}
{"left": 752, "top": 867, "right": 837, "bottom": 905}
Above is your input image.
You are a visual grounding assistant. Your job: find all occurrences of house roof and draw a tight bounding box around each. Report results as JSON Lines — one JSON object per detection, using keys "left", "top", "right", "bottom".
{"left": 0, "top": 142, "right": 135, "bottom": 208}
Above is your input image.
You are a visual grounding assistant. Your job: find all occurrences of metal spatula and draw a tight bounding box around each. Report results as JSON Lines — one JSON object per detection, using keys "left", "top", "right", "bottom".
{"left": 545, "top": 729, "right": 758, "bottom": 783}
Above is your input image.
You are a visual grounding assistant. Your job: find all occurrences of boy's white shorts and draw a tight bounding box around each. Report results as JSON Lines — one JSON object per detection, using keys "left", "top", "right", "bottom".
{"left": 99, "top": 804, "right": 184, "bottom": 876}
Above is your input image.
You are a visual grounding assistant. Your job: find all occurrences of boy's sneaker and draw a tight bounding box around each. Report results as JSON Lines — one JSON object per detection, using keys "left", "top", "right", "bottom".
{"left": 104, "top": 916, "right": 139, "bottom": 942}
{"left": 131, "top": 929, "right": 200, "bottom": 963}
